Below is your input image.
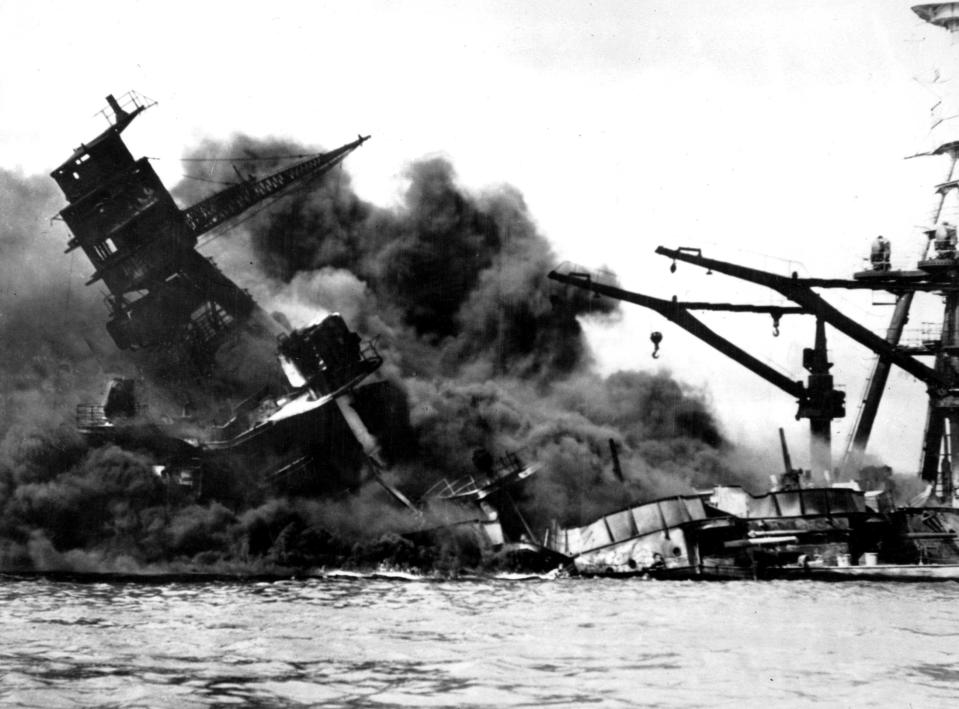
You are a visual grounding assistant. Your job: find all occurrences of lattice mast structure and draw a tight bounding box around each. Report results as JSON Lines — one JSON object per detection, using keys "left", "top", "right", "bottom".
{"left": 841, "top": 4, "right": 959, "bottom": 499}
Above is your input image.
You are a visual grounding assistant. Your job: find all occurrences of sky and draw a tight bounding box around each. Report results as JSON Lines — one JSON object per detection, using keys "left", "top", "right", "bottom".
{"left": 1, "top": 0, "right": 957, "bottom": 474}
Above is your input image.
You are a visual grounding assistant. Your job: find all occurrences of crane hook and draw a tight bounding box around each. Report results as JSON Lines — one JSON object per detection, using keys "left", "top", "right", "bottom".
{"left": 650, "top": 331, "right": 663, "bottom": 358}
{"left": 670, "top": 260, "right": 677, "bottom": 274}
{"left": 771, "top": 313, "right": 781, "bottom": 337}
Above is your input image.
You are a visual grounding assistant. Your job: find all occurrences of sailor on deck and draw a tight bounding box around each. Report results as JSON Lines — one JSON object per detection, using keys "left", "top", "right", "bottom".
{"left": 870, "top": 235, "right": 891, "bottom": 271}
{"left": 934, "top": 222, "right": 957, "bottom": 259}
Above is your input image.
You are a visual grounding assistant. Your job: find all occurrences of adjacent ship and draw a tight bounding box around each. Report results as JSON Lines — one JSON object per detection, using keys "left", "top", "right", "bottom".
{"left": 543, "top": 3, "right": 959, "bottom": 581}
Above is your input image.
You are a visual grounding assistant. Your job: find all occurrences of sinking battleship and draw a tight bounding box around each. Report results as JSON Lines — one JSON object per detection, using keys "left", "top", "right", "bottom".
{"left": 51, "top": 92, "right": 554, "bottom": 568}
{"left": 52, "top": 92, "right": 405, "bottom": 501}
{"left": 541, "top": 2, "right": 959, "bottom": 581}
{"left": 56, "top": 6, "right": 959, "bottom": 583}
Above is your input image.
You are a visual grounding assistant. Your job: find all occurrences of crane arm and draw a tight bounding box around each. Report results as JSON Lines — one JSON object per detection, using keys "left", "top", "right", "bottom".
{"left": 182, "top": 134, "right": 370, "bottom": 238}
{"left": 548, "top": 269, "right": 805, "bottom": 399}
{"left": 656, "top": 246, "right": 945, "bottom": 388}
{"left": 793, "top": 276, "right": 948, "bottom": 291}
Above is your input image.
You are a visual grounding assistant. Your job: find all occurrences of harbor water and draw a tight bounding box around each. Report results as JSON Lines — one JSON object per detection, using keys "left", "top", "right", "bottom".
{"left": 1, "top": 574, "right": 958, "bottom": 708}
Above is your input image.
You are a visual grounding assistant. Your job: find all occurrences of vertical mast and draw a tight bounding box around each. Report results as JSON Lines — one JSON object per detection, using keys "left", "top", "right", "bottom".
{"left": 842, "top": 152, "right": 959, "bottom": 476}
{"left": 912, "top": 4, "right": 959, "bottom": 502}
{"left": 842, "top": 5, "right": 959, "bottom": 491}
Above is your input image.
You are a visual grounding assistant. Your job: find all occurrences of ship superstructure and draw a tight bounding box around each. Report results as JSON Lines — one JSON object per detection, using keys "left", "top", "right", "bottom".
{"left": 51, "top": 93, "right": 402, "bottom": 499}
{"left": 50, "top": 93, "right": 557, "bottom": 571}
{"left": 52, "top": 94, "right": 368, "bottom": 403}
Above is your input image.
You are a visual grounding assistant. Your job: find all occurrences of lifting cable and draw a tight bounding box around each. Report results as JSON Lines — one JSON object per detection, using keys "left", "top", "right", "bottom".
{"left": 149, "top": 152, "right": 324, "bottom": 162}
{"left": 180, "top": 174, "right": 241, "bottom": 186}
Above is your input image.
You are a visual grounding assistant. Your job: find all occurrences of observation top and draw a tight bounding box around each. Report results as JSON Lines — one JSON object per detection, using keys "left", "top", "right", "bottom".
{"left": 914, "top": 3, "right": 959, "bottom": 32}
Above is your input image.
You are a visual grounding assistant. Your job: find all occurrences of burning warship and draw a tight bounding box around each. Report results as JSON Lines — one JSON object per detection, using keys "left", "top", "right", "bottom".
{"left": 48, "top": 91, "right": 559, "bottom": 571}
{"left": 52, "top": 92, "right": 401, "bottom": 499}
{"left": 41, "top": 6, "right": 959, "bottom": 582}
{"left": 542, "top": 2, "right": 959, "bottom": 581}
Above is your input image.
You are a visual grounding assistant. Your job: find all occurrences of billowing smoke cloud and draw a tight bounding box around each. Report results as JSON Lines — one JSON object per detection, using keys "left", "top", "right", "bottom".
{"left": 0, "top": 169, "right": 121, "bottom": 405}
{"left": 199, "top": 148, "right": 609, "bottom": 381}
{"left": 0, "top": 169, "right": 124, "bottom": 471}
{"left": 181, "top": 137, "right": 761, "bottom": 528}
{"left": 0, "top": 137, "right": 766, "bottom": 575}
{"left": 0, "top": 169, "right": 156, "bottom": 571}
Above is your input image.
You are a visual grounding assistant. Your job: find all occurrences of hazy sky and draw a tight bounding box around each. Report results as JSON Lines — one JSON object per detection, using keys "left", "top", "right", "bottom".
{"left": 2, "top": 0, "right": 957, "bottom": 473}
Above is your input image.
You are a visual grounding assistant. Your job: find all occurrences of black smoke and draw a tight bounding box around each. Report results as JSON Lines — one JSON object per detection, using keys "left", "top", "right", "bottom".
{"left": 183, "top": 137, "right": 756, "bottom": 526}
{"left": 211, "top": 151, "right": 608, "bottom": 380}
{"left": 0, "top": 137, "right": 759, "bottom": 575}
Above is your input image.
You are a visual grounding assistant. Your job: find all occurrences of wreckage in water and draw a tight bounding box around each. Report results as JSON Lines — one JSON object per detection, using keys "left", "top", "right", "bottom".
{"left": 546, "top": 494, "right": 744, "bottom": 578}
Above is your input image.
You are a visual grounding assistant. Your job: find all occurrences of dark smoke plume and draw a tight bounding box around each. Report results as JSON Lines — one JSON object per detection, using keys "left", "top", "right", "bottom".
{"left": 0, "top": 169, "right": 123, "bottom": 468}
{"left": 0, "top": 139, "right": 763, "bottom": 575}
{"left": 231, "top": 152, "right": 616, "bottom": 380}
{"left": 184, "top": 137, "right": 759, "bottom": 523}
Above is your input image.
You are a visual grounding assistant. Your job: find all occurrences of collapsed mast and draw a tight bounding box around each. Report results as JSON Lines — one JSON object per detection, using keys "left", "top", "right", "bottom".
{"left": 51, "top": 93, "right": 368, "bottom": 377}
{"left": 52, "top": 92, "right": 411, "bottom": 498}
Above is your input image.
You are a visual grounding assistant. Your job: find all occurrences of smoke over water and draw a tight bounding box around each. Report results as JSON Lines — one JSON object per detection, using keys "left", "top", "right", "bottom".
{"left": 0, "top": 140, "right": 767, "bottom": 575}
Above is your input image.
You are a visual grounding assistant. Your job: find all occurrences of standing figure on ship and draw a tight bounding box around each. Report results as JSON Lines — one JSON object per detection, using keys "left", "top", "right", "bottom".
{"left": 934, "top": 221, "right": 958, "bottom": 260}
{"left": 870, "top": 235, "right": 891, "bottom": 271}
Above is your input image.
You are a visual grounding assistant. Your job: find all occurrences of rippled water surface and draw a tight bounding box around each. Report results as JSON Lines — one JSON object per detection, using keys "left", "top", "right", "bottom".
{"left": 1, "top": 574, "right": 958, "bottom": 707}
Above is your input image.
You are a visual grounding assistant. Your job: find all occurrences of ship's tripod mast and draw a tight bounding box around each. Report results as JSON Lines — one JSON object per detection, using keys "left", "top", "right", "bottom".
{"left": 842, "top": 147, "right": 959, "bottom": 480}
{"left": 916, "top": 237, "right": 959, "bottom": 497}
{"left": 840, "top": 2, "right": 959, "bottom": 497}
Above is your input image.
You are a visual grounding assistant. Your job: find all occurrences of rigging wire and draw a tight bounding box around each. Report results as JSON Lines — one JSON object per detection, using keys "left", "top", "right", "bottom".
{"left": 180, "top": 174, "right": 241, "bottom": 187}
{"left": 149, "top": 152, "right": 324, "bottom": 162}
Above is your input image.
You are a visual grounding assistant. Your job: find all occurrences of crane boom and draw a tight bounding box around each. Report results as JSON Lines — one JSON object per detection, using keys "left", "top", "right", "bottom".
{"left": 657, "top": 246, "right": 945, "bottom": 389}
{"left": 549, "top": 267, "right": 844, "bottom": 471}
{"left": 547, "top": 269, "right": 805, "bottom": 397}
{"left": 182, "top": 135, "right": 370, "bottom": 238}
